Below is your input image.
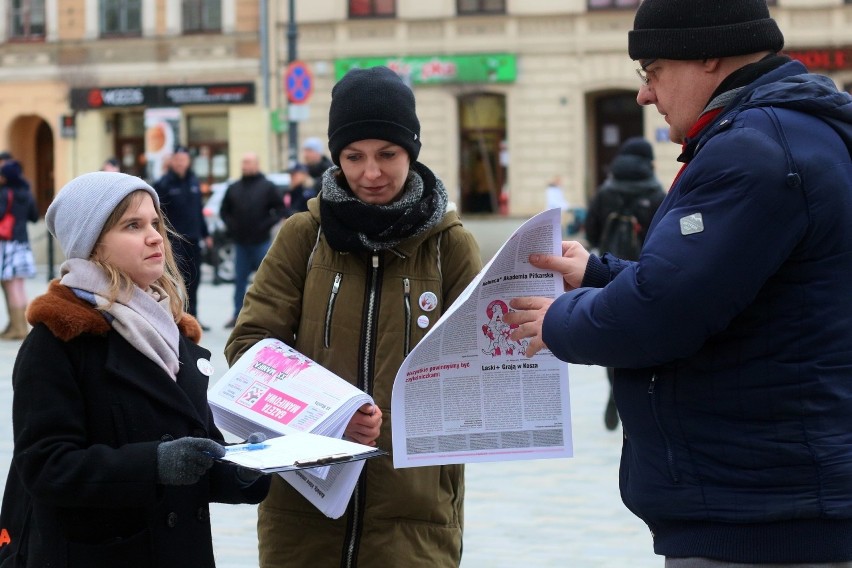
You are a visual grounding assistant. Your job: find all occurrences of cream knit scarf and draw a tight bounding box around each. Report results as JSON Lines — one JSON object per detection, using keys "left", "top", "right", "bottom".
{"left": 59, "top": 258, "right": 180, "bottom": 380}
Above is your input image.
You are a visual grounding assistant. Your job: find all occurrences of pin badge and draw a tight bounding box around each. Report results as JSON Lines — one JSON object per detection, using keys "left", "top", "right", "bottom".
{"left": 196, "top": 358, "right": 214, "bottom": 376}
{"left": 680, "top": 213, "right": 704, "bottom": 235}
{"left": 417, "top": 315, "right": 430, "bottom": 329}
{"left": 418, "top": 291, "right": 438, "bottom": 312}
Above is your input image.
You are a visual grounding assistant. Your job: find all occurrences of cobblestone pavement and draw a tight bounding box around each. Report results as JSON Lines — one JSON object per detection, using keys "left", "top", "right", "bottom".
{"left": 0, "top": 217, "right": 660, "bottom": 567}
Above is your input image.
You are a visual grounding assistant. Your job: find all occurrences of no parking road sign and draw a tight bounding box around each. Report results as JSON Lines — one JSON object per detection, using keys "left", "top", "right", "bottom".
{"left": 286, "top": 61, "right": 314, "bottom": 104}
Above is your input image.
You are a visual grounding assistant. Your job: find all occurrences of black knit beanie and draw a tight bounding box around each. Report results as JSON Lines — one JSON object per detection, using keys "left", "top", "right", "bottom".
{"left": 628, "top": 0, "right": 784, "bottom": 61}
{"left": 327, "top": 66, "right": 421, "bottom": 166}
{"left": 619, "top": 137, "right": 654, "bottom": 161}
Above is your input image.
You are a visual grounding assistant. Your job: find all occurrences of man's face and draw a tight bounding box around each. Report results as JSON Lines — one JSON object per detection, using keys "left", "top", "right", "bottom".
{"left": 170, "top": 152, "right": 191, "bottom": 177}
{"left": 636, "top": 59, "right": 718, "bottom": 144}
{"left": 290, "top": 170, "right": 307, "bottom": 186}
{"left": 241, "top": 154, "right": 259, "bottom": 176}
{"left": 302, "top": 148, "right": 321, "bottom": 166}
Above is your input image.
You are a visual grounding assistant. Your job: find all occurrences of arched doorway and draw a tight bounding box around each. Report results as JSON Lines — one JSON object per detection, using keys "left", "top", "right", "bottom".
{"left": 7, "top": 115, "right": 54, "bottom": 216}
{"left": 458, "top": 93, "right": 506, "bottom": 214}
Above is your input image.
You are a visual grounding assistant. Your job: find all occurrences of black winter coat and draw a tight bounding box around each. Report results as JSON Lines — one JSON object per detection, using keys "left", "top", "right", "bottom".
{"left": 220, "top": 173, "right": 286, "bottom": 245}
{"left": 0, "top": 183, "right": 38, "bottom": 243}
{"left": 154, "top": 170, "right": 208, "bottom": 242}
{"left": 0, "top": 282, "right": 269, "bottom": 567}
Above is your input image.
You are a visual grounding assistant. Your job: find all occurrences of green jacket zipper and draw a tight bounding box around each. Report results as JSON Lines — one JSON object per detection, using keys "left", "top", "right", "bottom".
{"left": 324, "top": 272, "right": 342, "bottom": 348}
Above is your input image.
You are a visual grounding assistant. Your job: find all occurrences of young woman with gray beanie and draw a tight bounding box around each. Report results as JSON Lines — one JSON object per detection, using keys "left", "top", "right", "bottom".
{"left": 0, "top": 171, "right": 269, "bottom": 567}
{"left": 226, "top": 66, "right": 483, "bottom": 567}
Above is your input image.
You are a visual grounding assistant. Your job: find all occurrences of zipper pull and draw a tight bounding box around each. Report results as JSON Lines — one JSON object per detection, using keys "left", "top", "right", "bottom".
{"left": 372, "top": 253, "right": 379, "bottom": 269}
{"left": 648, "top": 375, "right": 656, "bottom": 394}
{"left": 332, "top": 272, "right": 341, "bottom": 294}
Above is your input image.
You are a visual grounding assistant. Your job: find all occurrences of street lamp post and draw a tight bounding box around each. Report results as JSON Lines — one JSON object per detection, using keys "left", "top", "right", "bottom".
{"left": 287, "top": 0, "right": 298, "bottom": 168}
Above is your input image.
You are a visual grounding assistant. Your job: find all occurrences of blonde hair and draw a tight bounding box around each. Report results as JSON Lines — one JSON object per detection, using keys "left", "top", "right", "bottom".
{"left": 90, "top": 190, "right": 187, "bottom": 321}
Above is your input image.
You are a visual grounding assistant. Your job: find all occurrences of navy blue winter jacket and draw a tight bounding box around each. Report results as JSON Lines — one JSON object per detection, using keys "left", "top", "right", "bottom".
{"left": 543, "top": 60, "right": 852, "bottom": 562}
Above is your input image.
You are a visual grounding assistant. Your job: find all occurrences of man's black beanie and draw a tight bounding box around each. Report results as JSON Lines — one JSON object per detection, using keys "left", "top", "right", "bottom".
{"left": 327, "top": 66, "right": 421, "bottom": 166}
{"left": 628, "top": 0, "right": 784, "bottom": 61}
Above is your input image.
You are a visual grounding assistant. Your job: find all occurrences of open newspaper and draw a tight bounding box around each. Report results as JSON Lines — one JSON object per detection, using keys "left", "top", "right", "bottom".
{"left": 391, "top": 208, "right": 573, "bottom": 468}
{"left": 208, "top": 338, "right": 378, "bottom": 518}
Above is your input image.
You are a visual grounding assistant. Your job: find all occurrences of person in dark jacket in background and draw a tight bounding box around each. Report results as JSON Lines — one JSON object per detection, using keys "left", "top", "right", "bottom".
{"left": 0, "top": 172, "right": 269, "bottom": 567}
{"left": 283, "top": 162, "right": 313, "bottom": 216}
{"left": 584, "top": 136, "right": 665, "bottom": 431}
{"left": 301, "top": 137, "right": 334, "bottom": 198}
{"left": 154, "top": 146, "right": 211, "bottom": 328}
{"left": 506, "top": 0, "right": 852, "bottom": 565}
{"left": 0, "top": 160, "right": 38, "bottom": 340}
{"left": 220, "top": 152, "right": 286, "bottom": 328}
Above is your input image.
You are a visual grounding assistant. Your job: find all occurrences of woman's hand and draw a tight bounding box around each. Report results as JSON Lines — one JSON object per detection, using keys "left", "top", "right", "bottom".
{"left": 344, "top": 403, "right": 383, "bottom": 447}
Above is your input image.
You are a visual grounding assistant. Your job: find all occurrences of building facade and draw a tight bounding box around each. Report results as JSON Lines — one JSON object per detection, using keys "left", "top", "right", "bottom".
{"left": 0, "top": 0, "right": 270, "bottom": 217}
{"left": 270, "top": 0, "right": 852, "bottom": 217}
{"left": 0, "top": 0, "right": 851, "bottom": 221}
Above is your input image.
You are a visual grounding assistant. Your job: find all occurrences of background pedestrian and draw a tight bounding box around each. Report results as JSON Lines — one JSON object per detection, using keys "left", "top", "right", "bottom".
{"left": 154, "top": 146, "right": 211, "bottom": 329}
{"left": 0, "top": 160, "right": 38, "bottom": 340}
{"left": 219, "top": 152, "right": 286, "bottom": 328}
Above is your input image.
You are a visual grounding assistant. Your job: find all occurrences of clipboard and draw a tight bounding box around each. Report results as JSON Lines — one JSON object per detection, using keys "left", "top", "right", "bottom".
{"left": 218, "top": 431, "right": 387, "bottom": 474}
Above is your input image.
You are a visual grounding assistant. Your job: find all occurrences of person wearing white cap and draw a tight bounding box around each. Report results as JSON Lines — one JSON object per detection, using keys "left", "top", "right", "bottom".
{"left": 0, "top": 172, "right": 269, "bottom": 567}
{"left": 301, "top": 136, "right": 334, "bottom": 197}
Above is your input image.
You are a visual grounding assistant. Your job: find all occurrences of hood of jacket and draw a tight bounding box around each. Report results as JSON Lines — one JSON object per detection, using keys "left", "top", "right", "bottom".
{"left": 27, "top": 280, "right": 202, "bottom": 343}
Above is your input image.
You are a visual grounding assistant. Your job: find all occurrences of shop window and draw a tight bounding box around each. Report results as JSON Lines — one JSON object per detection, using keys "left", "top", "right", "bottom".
{"left": 457, "top": 0, "right": 505, "bottom": 15}
{"left": 587, "top": 0, "right": 640, "bottom": 10}
{"left": 9, "top": 0, "right": 45, "bottom": 40}
{"left": 112, "top": 113, "right": 146, "bottom": 179}
{"left": 187, "top": 114, "right": 229, "bottom": 190}
{"left": 349, "top": 0, "right": 395, "bottom": 18}
{"left": 183, "top": 0, "right": 221, "bottom": 33}
{"left": 100, "top": 0, "right": 142, "bottom": 37}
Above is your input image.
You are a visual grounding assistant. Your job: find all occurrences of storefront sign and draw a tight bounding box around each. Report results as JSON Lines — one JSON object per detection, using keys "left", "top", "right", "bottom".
{"left": 59, "top": 114, "right": 76, "bottom": 139}
{"left": 70, "top": 82, "right": 256, "bottom": 110}
{"left": 335, "top": 54, "right": 517, "bottom": 85}
{"left": 786, "top": 48, "right": 852, "bottom": 71}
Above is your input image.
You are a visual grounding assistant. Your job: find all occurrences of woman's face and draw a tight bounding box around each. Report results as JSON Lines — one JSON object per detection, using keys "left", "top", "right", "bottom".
{"left": 338, "top": 139, "right": 411, "bottom": 205}
{"left": 94, "top": 192, "right": 165, "bottom": 289}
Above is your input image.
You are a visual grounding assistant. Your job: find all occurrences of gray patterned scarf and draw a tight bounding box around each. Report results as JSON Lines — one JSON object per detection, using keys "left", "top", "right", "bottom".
{"left": 319, "top": 161, "right": 448, "bottom": 252}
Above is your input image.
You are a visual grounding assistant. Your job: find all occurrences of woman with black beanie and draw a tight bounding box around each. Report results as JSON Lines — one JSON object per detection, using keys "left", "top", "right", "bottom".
{"left": 226, "top": 66, "right": 482, "bottom": 567}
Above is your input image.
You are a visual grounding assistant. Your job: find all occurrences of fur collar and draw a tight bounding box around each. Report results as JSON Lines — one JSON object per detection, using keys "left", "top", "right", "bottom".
{"left": 27, "top": 280, "right": 202, "bottom": 344}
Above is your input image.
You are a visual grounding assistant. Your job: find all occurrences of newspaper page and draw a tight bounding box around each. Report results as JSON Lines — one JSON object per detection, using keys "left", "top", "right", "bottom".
{"left": 207, "top": 338, "right": 376, "bottom": 518}
{"left": 391, "top": 208, "right": 573, "bottom": 468}
{"left": 208, "top": 338, "right": 373, "bottom": 440}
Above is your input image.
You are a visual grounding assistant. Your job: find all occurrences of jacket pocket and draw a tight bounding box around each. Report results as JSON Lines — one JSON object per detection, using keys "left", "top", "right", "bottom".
{"left": 648, "top": 374, "right": 680, "bottom": 483}
{"left": 323, "top": 272, "right": 342, "bottom": 348}
{"left": 66, "top": 528, "right": 151, "bottom": 568}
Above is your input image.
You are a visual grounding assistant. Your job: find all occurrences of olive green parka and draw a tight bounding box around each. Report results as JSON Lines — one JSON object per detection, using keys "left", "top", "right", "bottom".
{"left": 225, "top": 195, "right": 482, "bottom": 567}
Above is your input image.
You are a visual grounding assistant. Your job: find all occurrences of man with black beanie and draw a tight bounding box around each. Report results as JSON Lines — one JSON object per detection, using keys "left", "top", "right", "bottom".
{"left": 506, "top": 1, "right": 852, "bottom": 565}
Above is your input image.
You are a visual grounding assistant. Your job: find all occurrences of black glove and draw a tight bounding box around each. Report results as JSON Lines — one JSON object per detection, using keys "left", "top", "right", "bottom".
{"left": 234, "top": 432, "right": 268, "bottom": 485}
{"left": 157, "top": 437, "right": 225, "bottom": 486}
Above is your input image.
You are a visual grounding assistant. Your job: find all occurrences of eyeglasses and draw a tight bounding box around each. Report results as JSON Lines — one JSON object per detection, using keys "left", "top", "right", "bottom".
{"left": 635, "top": 59, "right": 658, "bottom": 86}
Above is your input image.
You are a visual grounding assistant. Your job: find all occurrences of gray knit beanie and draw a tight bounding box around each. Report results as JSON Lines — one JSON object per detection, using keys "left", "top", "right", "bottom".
{"left": 628, "top": 0, "right": 784, "bottom": 61}
{"left": 46, "top": 172, "right": 159, "bottom": 259}
{"left": 327, "top": 66, "right": 421, "bottom": 166}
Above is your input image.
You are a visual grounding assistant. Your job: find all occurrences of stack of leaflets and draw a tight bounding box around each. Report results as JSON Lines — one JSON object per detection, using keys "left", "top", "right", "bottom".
{"left": 208, "top": 338, "right": 382, "bottom": 518}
